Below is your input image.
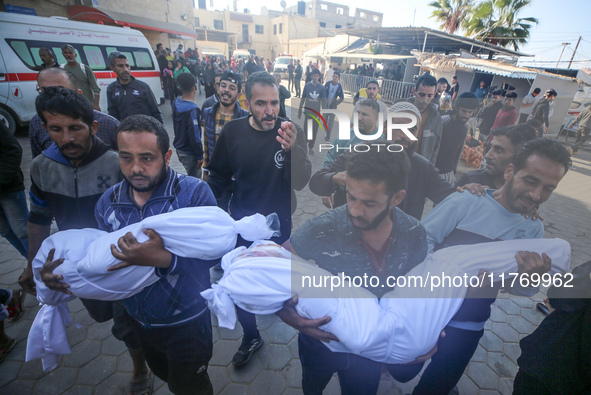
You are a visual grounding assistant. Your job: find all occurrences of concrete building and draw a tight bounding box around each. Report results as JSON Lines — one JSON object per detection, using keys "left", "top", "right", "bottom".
{"left": 284, "top": 0, "right": 383, "bottom": 29}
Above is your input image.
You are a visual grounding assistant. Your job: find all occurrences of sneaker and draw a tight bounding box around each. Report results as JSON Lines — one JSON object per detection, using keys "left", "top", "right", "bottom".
{"left": 232, "top": 336, "right": 263, "bottom": 367}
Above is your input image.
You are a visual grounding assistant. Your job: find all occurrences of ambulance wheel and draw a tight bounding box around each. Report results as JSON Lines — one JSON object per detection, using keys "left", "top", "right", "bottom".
{"left": 0, "top": 107, "right": 16, "bottom": 135}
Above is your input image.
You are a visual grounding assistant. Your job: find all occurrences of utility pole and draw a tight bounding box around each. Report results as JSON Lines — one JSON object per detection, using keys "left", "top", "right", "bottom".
{"left": 556, "top": 42, "right": 570, "bottom": 68}
{"left": 567, "top": 36, "right": 582, "bottom": 69}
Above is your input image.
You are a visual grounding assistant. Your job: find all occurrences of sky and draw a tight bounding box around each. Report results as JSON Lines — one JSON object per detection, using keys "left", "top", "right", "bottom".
{"left": 207, "top": 0, "right": 591, "bottom": 69}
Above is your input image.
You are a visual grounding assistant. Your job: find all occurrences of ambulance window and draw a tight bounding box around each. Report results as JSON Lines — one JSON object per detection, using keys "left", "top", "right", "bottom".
{"left": 30, "top": 47, "right": 45, "bottom": 67}
{"left": 133, "top": 50, "right": 153, "bottom": 69}
{"left": 8, "top": 40, "right": 36, "bottom": 68}
{"left": 83, "top": 46, "right": 106, "bottom": 70}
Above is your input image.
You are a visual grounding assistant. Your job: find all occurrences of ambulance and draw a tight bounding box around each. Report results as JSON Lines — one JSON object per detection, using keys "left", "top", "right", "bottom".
{"left": 0, "top": 13, "right": 164, "bottom": 133}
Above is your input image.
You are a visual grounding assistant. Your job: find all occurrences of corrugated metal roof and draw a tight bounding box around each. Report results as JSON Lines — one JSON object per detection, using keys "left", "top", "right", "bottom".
{"left": 456, "top": 58, "right": 579, "bottom": 81}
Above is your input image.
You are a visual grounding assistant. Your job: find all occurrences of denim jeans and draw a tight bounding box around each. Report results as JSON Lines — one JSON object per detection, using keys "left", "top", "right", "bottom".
{"left": 177, "top": 150, "right": 203, "bottom": 179}
{"left": 0, "top": 190, "right": 29, "bottom": 258}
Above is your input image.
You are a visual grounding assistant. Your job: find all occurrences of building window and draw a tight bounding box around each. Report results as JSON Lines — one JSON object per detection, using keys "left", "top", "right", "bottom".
{"left": 359, "top": 12, "right": 366, "bottom": 18}
{"left": 320, "top": 3, "right": 328, "bottom": 10}
{"left": 255, "top": 25, "right": 264, "bottom": 34}
{"left": 279, "top": 23, "right": 283, "bottom": 33}
{"left": 319, "top": 22, "right": 326, "bottom": 28}
{"left": 273, "top": 24, "right": 277, "bottom": 34}
{"left": 373, "top": 15, "right": 379, "bottom": 22}
{"left": 335, "top": 24, "right": 342, "bottom": 29}
{"left": 213, "top": 19, "right": 223, "bottom": 30}
{"left": 337, "top": 7, "right": 344, "bottom": 14}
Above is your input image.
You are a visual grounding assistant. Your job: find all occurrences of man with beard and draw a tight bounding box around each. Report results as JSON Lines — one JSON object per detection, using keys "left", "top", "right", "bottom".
{"left": 455, "top": 124, "right": 537, "bottom": 190}
{"left": 412, "top": 138, "right": 571, "bottom": 395}
{"left": 60, "top": 44, "right": 101, "bottom": 111}
{"left": 478, "top": 88, "right": 505, "bottom": 140}
{"left": 20, "top": 87, "right": 153, "bottom": 395}
{"left": 352, "top": 79, "right": 387, "bottom": 116}
{"left": 202, "top": 70, "right": 248, "bottom": 182}
{"left": 207, "top": 71, "right": 311, "bottom": 368}
{"left": 280, "top": 145, "right": 430, "bottom": 394}
{"left": 91, "top": 114, "right": 217, "bottom": 394}
{"left": 310, "top": 102, "right": 455, "bottom": 217}
{"left": 435, "top": 92, "right": 479, "bottom": 184}
{"left": 433, "top": 77, "right": 449, "bottom": 107}
{"left": 106, "top": 52, "right": 163, "bottom": 124}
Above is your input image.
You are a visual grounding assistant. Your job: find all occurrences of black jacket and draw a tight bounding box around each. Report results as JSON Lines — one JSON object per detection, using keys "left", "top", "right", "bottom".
{"left": 309, "top": 151, "right": 455, "bottom": 220}
{"left": 107, "top": 76, "right": 163, "bottom": 123}
{"left": 0, "top": 122, "right": 24, "bottom": 196}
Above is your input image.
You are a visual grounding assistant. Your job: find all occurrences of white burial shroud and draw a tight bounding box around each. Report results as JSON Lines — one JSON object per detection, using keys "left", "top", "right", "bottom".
{"left": 26, "top": 207, "right": 279, "bottom": 372}
{"left": 201, "top": 238, "right": 571, "bottom": 364}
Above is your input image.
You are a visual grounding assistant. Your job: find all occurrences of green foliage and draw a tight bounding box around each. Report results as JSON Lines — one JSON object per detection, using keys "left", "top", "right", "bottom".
{"left": 428, "top": 0, "right": 474, "bottom": 35}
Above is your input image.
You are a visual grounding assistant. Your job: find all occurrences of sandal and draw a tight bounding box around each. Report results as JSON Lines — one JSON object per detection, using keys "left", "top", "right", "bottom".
{"left": 127, "top": 371, "right": 154, "bottom": 395}
{"left": 0, "top": 338, "right": 16, "bottom": 364}
{"left": 6, "top": 290, "right": 26, "bottom": 323}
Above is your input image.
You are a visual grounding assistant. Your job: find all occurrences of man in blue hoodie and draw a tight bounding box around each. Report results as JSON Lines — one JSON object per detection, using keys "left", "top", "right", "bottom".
{"left": 173, "top": 72, "right": 204, "bottom": 178}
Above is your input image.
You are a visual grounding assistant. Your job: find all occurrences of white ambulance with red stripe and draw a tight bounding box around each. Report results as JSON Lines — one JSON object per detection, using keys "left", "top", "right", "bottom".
{"left": 0, "top": 13, "right": 164, "bottom": 133}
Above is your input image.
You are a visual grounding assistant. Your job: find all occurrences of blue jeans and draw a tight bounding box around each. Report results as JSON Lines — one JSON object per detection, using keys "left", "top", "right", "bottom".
{"left": 176, "top": 150, "right": 203, "bottom": 179}
{"left": 0, "top": 191, "right": 28, "bottom": 258}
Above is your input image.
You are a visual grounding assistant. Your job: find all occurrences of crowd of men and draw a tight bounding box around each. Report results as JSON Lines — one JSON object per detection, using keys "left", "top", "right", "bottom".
{"left": 0, "top": 40, "right": 589, "bottom": 395}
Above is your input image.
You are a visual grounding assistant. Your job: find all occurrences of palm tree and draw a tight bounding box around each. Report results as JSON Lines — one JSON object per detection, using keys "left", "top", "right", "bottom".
{"left": 428, "top": 0, "right": 474, "bottom": 35}
{"left": 462, "top": 0, "right": 538, "bottom": 51}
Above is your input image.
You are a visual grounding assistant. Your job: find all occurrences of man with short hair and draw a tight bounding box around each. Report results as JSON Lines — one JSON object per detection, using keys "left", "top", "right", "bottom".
{"left": 433, "top": 77, "right": 449, "bottom": 106}
{"left": 106, "top": 51, "right": 163, "bottom": 124}
{"left": 208, "top": 71, "right": 311, "bottom": 368}
{"left": 282, "top": 146, "right": 429, "bottom": 394}
{"left": 530, "top": 89, "right": 558, "bottom": 134}
{"left": 36, "top": 48, "right": 58, "bottom": 70}
{"left": 324, "top": 64, "right": 334, "bottom": 84}
{"left": 173, "top": 72, "right": 204, "bottom": 178}
{"left": 492, "top": 90, "right": 519, "bottom": 131}
{"left": 474, "top": 80, "right": 488, "bottom": 100}
{"left": 478, "top": 88, "right": 505, "bottom": 139}
{"left": 299, "top": 68, "right": 327, "bottom": 155}
{"left": 435, "top": 92, "right": 479, "bottom": 184}
{"left": 60, "top": 44, "right": 101, "bottom": 111}
{"left": 352, "top": 79, "right": 387, "bottom": 116}
{"left": 519, "top": 87, "right": 541, "bottom": 123}
{"left": 29, "top": 68, "right": 119, "bottom": 158}
{"left": 449, "top": 75, "right": 460, "bottom": 101}
{"left": 201, "top": 71, "right": 222, "bottom": 110}
{"left": 413, "top": 138, "right": 571, "bottom": 395}
{"left": 456, "top": 123, "right": 537, "bottom": 189}
{"left": 404, "top": 73, "right": 443, "bottom": 165}
{"left": 294, "top": 60, "right": 303, "bottom": 98}
{"left": 323, "top": 71, "right": 344, "bottom": 142}
{"left": 21, "top": 87, "right": 152, "bottom": 394}
{"left": 95, "top": 114, "right": 217, "bottom": 394}
{"left": 202, "top": 70, "right": 248, "bottom": 179}
{"left": 305, "top": 60, "right": 314, "bottom": 84}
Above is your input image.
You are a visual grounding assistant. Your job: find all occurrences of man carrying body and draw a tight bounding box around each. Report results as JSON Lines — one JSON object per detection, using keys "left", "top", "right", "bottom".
{"left": 299, "top": 68, "right": 327, "bottom": 155}
{"left": 530, "top": 89, "right": 557, "bottom": 134}
{"left": 435, "top": 92, "right": 479, "bottom": 184}
{"left": 455, "top": 124, "right": 537, "bottom": 189}
{"left": 478, "top": 89, "right": 505, "bottom": 140}
{"left": 172, "top": 72, "right": 204, "bottom": 178}
{"left": 491, "top": 90, "right": 518, "bottom": 131}
{"left": 310, "top": 102, "right": 455, "bottom": 218}
{"left": 412, "top": 138, "right": 571, "bottom": 395}
{"left": 60, "top": 44, "right": 101, "bottom": 111}
{"left": 403, "top": 73, "right": 443, "bottom": 165}
{"left": 281, "top": 147, "right": 430, "bottom": 394}
{"left": 323, "top": 71, "right": 344, "bottom": 142}
{"left": 202, "top": 70, "right": 248, "bottom": 181}
{"left": 519, "top": 87, "right": 540, "bottom": 124}
{"left": 20, "top": 87, "right": 151, "bottom": 394}
{"left": 207, "top": 71, "right": 311, "bottom": 368}
{"left": 91, "top": 114, "right": 217, "bottom": 394}
{"left": 30, "top": 68, "right": 119, "bottom": 158}
{"left": 106, "top": 52, "right": 164, "bottom": 124}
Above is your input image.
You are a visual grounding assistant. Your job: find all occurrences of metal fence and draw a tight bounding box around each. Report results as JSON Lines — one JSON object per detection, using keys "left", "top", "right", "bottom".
{"left": 339, "top": 73, "right": 415, "bottom": 103}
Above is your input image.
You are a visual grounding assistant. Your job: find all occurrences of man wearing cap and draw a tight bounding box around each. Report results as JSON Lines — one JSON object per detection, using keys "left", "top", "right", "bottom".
{"left": 202, "top": 70, "right": 248, "bottom": 182}
{"left": 298, "top": 68, "right": 327, "bottom": 155}
{"left": 60, "top": 44, "right": 101, "bottom": 111}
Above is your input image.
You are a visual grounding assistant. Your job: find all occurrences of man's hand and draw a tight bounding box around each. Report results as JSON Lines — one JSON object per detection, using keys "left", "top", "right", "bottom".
{"left": 405, "top": 330, "right": 446, "bottom": 364}
{"left": 277, "top": 121, "right": 297, "bottom": 151}
{"left": 40, "top": 248, "right": 71, "bottom": 295}
{"left": 456, "top": 183, "right": 488, "bottom": 196}
{"left": 197, "top": 159, "right": 204, "bottom": 169}
{"left": 19, "top": 267, "right": 37, "bottom": 296}
{"left": 321, "top": 196, "right": 333, "bottom": 209}
{"left": 108, "top": 229, "right": 172, "bottom": 271}
{"left": 332, "top": 172, "right": 347, "bottom": 187}
{"left": 523, "top": 206, "right": 543, "bottom": 221}
{"left": 277, "top": 296, "right": 339, "bottom": 343}
{"left": 516, "top": 251, "right": 551, "bottom": 276}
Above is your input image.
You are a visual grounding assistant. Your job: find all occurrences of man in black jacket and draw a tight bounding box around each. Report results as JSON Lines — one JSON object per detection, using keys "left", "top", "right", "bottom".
{"left": 530, "top": 89, "right": 557, "bottom": 134}
{"left": 478, "top": 89, "right": 505, "bottom": 140}
{"left": 106, "top": 51, "right": 163, "bottom": 124}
